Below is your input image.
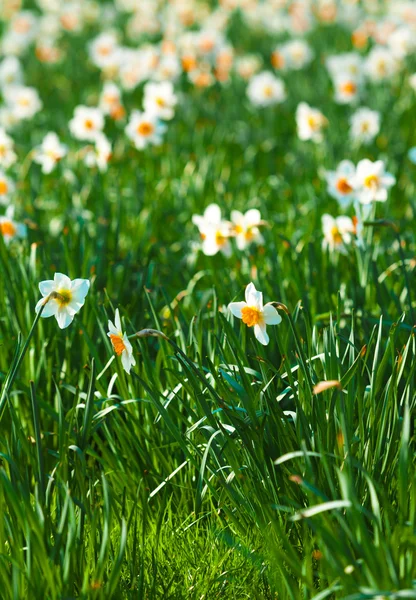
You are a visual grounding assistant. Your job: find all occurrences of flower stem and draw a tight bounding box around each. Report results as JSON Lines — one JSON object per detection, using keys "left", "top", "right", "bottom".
{"left": 0, "top": 295, "right": 51, "bottom": 422}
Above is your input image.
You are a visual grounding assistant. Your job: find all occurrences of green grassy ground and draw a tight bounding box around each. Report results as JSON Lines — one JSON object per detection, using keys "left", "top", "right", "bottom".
{"left": 0, "top": 4, "right": 415, "bottom": 599}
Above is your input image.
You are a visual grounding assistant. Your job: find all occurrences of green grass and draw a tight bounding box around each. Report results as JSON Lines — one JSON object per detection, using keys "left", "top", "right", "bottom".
{"left": 0, "top": 3, "right": 415, "bottom": 599}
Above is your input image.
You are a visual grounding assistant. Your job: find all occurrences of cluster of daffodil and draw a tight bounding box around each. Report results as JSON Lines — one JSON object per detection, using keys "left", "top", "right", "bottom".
{"left": 192, "top": 203, "right": 266, "bottom": 257}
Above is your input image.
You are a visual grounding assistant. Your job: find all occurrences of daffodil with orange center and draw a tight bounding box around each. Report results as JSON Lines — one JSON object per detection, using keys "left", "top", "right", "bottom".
{"left": 229, "top": 282, "right": 282, "bottom": 346}
{"left": 107, "top": 309, "right": 136, "bottom": 374}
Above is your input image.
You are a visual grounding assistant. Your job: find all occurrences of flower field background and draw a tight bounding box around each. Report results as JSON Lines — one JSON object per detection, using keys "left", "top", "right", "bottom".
{"left": 0, "top": 1, "right": 415, "bottom": 598}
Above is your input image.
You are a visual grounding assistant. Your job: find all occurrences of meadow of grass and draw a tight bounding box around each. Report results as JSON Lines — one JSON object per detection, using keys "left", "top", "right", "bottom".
{"left": 0, "top": 1, "right": 415, "bottom": 599}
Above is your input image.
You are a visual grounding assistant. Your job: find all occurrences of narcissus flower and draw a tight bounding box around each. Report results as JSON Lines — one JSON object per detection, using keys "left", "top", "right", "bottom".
{"left": 325, "top": 160, "right": 355, "bottom": 207}
{"left": 107, "top": 309, "right": 136, "bottom": 374}
{"left": 0, "top": 207, "right": 26, "bottom": 244}
{"left": 125, "top": 110, "right": 166, "bottom": 150}
{"left": 349, "top": 108, "right": 380, "bottom": 145}
{"left": 247, "top": 71, "right": 286, "bottom": 107}
{"left": 0, "top": 170, "right": 14, "bottom": 205}
{"left": 192, "top": 203, "right": 232, "bottom": 257}
{"left": 35, "top": 272, "right": 90, "bottom": 329}
{"left": 0, "top": 127, "right": 17, "bottom": 168}
{"left": 351, "top": 159, "right": 396, "bottom": 204}
{"left": 296, "top": 102, "right": 327, "bottom": 142}
{"left": 322, "top": 214, "right": 355, "bottom": 254}
{"left": 69, "top": 106, "right": 104, "bottom": 141}
{"left": 33, "top": 132, "right": 67, "bottom": 174}
{"left": 228, "top": 282, "right": 282, "bottom": 346}
{"left": 143, "top": 81, "right": 177, "bottom": 120}
{"left": 231, "top": 209, "right": 264, "bottom": 250}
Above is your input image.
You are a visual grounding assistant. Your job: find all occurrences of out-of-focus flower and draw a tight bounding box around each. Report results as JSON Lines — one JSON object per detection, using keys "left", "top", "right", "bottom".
{"left": 192, "top": 203, "right": 232, "bottom": 257}
{"left": 235, "top": 54, "right": 261, "bottom": 80}
{"left": 84, "top": 133, "right": 112, "bottom": 172}
{"left": 296, "top": 102, "right": 327, "bottom": 142}
{"left": 351, "top": 159, "right": 396, "bottom": 204}
{"left": 143, "top": 81, "right": 178, "bottom": 121}
{"left": 322, "top": 214, "right": 355, "bottom": 254}
{"left": 333, "top": 74, "right": 359, "bottom": 104}
{"left": 0, "top": 206, "right": 26, "bottom": 245}
{"left": 271, "top": 39, "right": 313, "bottom": 71}
{"left": 0, "top": 56, "right": 23, "bottom": 89}
{"left": 325, "top": 160, "right": 356, "bottom": 207}
{"left": 35, "top": 272, "right": 90, "bottom": 329}
{"left": 125, "top": 111, "right": 166, "bottom": 149}
{"left": 88, "top": 32, "right": 119, "bottom": 69}
{"left": 4, "top": 85, "right": 43, "bottom": 121}
{"left": 33, "top": 132, "right": 67, "bottom": 174}
{"left": 350, "top": 108, "right": 380, "bottom": 145}
{"left": 247, "top": 71, "right": 286, "bottom": 107}
{"left": 326, "top": 53, "right": 363, "bottom": 81}
{"left": 107, "top": 308, "right": 136, "bottom": 374}
{"left": 231, "top": 209, "right": 264, "bottom": 250}
{"left": 387, "top": 25, "right": 415, "bottom": 59}
{"left": 0, "top": 170, "right": 14, "bottom": 205}
{"left": 99, "top": 82, "right": 122, "bottom": 116}
{"left": 228, "top": 282, "right": 281, "bottom": 346}
{"left": 0, "top": 128, "right": 17, "bottom": 169}
{"left": 364, "top": 46, "right": 398, "bottom": 82}
{"left": 69, "top": 106, "right": 104, "bottom": 141}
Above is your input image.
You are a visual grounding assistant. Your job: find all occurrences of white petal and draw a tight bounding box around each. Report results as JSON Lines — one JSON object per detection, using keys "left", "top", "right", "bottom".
{"left": 35, "top": 297, "right": 58, "bottom": 317}
{"left": 54, "top": 273, "right": 72, "bottom": 289}
{"left": 263, "top": 304, "right": 282, "bottom": 325}
{"left": 228, "top": 301, "right": 246, "bottom": 319}
{"left": 245, "top": 282, "right": 263, "bottom": 308}
{"left": 254, "top": 324, "right": 270, "bottom": 345}
{"left": 114, "top": 308, "right": 122, "bottom": 332}
{"left": 244, "top": 209, "right": 261, "bottom": 225}
{"left": 204, "top": 204, "right": 221, "bottom": 224}
{"left": 55, "top": 309, "right": 74, "bottom": 329}
{"left": 39, "top": 280, "right": 56, "bottom": 296}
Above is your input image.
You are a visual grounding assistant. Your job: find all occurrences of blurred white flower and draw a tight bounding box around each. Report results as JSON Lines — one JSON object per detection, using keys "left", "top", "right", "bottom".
{"left": 0, "top": 128, "right": 17, "bottom": 169}
{"left": 99, "top": 82, "right": 122, "bottom": 115}
{"left": 143, "top": 81, "right": 178, "bottom": 121}
{"left": 4, "top": 85, "right": 43, "bottom": 121}
{"left": 322, "top": 214, "right": 355, "bottom": 254}
{"left": 0, "top": 206, "right": 26, "bottom": 245}
{"left": 350, "top": 108, "right": 380, "bottom": 145}
{"left": 33, "top": 132, "right": 67, "bottom": 174}
{"left": 247, "top": 71, "right": 286, "bottom": 107}
{"left": 325, "top": 160, "right": 356, "bottom": 207}
{"left": 333, "top": 74, "right": 360, "bottom": 104}
{"left": 192, "top": 203, "right": 232, "bottom": 257}
{"left": 351, "top": 159, "right": 395, "bottom": 204}
{"left": 125, "top": 110, "right": 166, "bottom": 150}
{"left": 35, "top": 273, "right": 90, "bottom": 329}
{"left": 69, "top": 106, "right": 104, "bottom": 141}
{"left": 231, "top": 209, "right": 264, "bottom": 250}
{"left": 364, "top": 46, "right": 398, "bottom": 82}
{"left": 296, "top": 102, "right": 327, "bottom": 142}
{"left": 0, "top": 56, "right": 23, "bottom": 89}
{"left": 0, "top": 170, "right": 14, "bottom": 205}
{"left": 84, "top": 133, "right": 112, "bottom": 172}
{"left": 228, "top": 282, "right": 281, "bottom": 346}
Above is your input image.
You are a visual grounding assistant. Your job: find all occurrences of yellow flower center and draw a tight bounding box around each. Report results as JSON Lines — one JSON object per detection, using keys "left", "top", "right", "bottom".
{"left": 137, "top": 122, "right": 154, "bottom": 136}
{"left": 110, "top": 333, "right": 126, "bottom": 356}
{"left": 340, "top": 81, "right": 356, "bottom": 95}
{"left": 215, "top": 230, "right": 227, "bottom": 246}
{"left": 18, "top": 97, "right": 30, "bottom": 107}
{"left": 263, "top": 85, "right": 273, "bottom": 97}
{"left": 0, "top": 221, "right": 16, "bottom": 236}
{"left": 331, "top": 226, "right": 343, "bottom": 245}
{"left": 156, "top": 97, "right": 166, "bottom": 107}
{"left": 55, "top": 289, "right": 72, "bottom": 306}
{"left": 0, "top": 180, "right": 8, "bottom": 195}
{"left": 241, "top": 306, "right": 263, "bottom": 327}
{"left": 307, "top": 115, "right": 318, "bottom": 129}
{"left": 85, "top": 119, "right": 94, "bottom": 130}
{"left": 364, "top": 174, "right": 379, "bottom": 188}
{"left": 234, "top": 224, "right": 243, "bottom": 234}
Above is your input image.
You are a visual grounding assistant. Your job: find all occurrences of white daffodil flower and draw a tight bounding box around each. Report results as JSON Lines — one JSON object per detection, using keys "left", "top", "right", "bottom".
{"left": 107, "top": 309, "right": 136, "bottom": 374}
{"left": 35, "top": 273, "right": 90, "bottom": 329}
{"left": 351, "top": 159, "right": 396, "bottom": 204}
{"left": 228, "top": 282, "right": 282, "bottom": 346}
